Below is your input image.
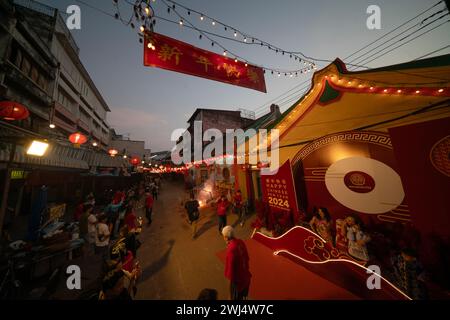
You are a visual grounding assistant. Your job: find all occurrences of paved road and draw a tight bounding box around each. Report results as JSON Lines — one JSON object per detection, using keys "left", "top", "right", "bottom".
{"left": 135, "top": 178, "right": 254, "bottom": 300}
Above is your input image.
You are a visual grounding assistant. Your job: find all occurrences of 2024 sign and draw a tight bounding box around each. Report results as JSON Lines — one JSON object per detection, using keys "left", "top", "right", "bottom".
{"left": 268, "top": 196, "right": 290, "bottom": 209}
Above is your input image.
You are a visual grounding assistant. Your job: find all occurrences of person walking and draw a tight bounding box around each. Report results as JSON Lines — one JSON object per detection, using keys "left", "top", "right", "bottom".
{"left": 185, "top": 195, "right": 200, "bottom": 239}
{"left": 145, "top": 189, "right": 154, "bottom": 226}
{"left": 216, "top": 195, "right": 230, "bottom": 234}
{"left": 222, "top": 226, "right": 251, "bottom": 300}
{"left": 152, "top": 183, "right": 158, "bottom": 201}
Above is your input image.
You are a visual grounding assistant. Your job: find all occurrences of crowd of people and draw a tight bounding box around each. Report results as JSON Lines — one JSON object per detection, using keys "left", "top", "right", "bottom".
{"left": 73, "top": 175, "right": 162, "bottom": 300}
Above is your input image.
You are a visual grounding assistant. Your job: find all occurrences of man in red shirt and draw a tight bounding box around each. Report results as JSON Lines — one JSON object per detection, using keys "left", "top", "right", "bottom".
{"left": 216, "top": 195, "right": 229, "bottom": 234}
{"left": 145, "top": 189, "right": 154, "bottom": 226}
{"left": 222, "top": 226, "right": 251, "bottom": 300}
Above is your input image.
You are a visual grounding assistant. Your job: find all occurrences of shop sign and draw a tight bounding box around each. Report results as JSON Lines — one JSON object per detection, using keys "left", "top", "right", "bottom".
{"left": 11, "top": 170, "right": 28, "bottom": 180}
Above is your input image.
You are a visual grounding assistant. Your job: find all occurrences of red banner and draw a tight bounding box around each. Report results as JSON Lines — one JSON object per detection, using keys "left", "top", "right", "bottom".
{"left": 144, "top": 32, "right": 267, "bottom": 93}
{"left": 261, "top": 160, "right": 300, "bottom": 219}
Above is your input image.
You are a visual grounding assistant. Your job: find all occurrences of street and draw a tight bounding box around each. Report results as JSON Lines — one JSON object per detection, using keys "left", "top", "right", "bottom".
{"left": 135, "top": 179, "right": 254, "bottom": 300}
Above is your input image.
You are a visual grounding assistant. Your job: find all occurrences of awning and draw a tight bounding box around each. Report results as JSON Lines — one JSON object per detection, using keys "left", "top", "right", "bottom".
{"left": 0, "top": 144, "right": 89, "bottom": 170}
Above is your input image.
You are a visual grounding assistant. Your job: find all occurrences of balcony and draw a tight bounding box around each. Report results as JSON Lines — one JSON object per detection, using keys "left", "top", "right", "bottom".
{"left": 76, "top": 119, "right": 90, "bottom": 134}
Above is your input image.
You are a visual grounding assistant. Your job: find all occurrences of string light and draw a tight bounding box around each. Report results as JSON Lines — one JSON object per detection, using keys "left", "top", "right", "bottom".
{"left": 159, "top": 0, "right": 318, "bottom": 71}
{"left": 438, "top": 88, "right": 444, "bottom": 93}
{"left": 113, "top": 0, "right": 316, "bottom": 78}
{"left": 415, "top": 90, "right": 420, "bottom": 93}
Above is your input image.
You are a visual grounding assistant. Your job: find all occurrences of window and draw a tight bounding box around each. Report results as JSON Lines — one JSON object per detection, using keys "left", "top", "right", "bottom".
{"left": 8, "top": 42, "right": 51, "bottom": 93}
{"left": 58, "top": 88, "right": 75, "bottom": 113}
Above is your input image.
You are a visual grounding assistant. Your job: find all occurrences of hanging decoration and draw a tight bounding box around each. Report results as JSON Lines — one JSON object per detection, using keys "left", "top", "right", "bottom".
{"left": 0, "top": 101, "right": 30, "bottom": 121}
{"left": 144, "top": 31, "right": 267, "bottom": 92}
{"left": 130, "top": 156, "right": 141, "bottom": 166}
{"left": 108, "top": 149, "right": 119, "bottom": 157}
{"left": 68, "top": 132, "right": 88, "bottom": 148}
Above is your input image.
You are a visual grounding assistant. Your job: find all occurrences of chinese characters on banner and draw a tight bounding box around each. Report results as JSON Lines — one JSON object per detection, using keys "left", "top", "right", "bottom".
{"left": 261, "top": 160, "right": 300, "bottom": 221}
{"left": 144, "top": 32, "right": 267, "bottom": 93}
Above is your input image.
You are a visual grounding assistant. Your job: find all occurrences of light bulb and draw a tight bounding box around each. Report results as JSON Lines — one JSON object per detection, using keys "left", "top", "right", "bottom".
{"left": 140, "top": 26, "right": 145, "bottom": 32}
{"left": 234, "top": 31, "right": 237, "bottom": 37}
{"left": 438, "top": 89, "right": 444, "bottom": 93}
{"left": 212, "top": 21, "right": 216, "bottom": 26}
{"left": 223, "top": 51, "right": 227, "bottom": 56}
{"left": 49, "top": 124, "right": 55, "bottom": 129}
{"left": 200, "top": 15, "right": 204, "bottom": 21}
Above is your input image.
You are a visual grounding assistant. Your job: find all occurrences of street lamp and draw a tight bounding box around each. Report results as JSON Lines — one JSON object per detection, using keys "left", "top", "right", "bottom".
{"left": 26, "top": 140, "right": 49, "bottom": 156}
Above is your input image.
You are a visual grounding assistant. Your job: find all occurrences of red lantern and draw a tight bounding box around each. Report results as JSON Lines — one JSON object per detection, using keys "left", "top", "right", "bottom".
{"left": 130, "top": 157, "right": 140, "bottom": 166}
{"left": 108, "top": 149, "right": 119, "bottom": 156}
{"left": 69, "top": 132, "right": 88, "bottom": 145}
{"left": 0, "top": 101, "right": 30, "bottom": 121}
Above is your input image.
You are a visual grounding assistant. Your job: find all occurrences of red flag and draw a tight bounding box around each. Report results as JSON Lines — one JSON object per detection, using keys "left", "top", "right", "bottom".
{"left": 144, "top": 32, "right": 267, "bottom": 93}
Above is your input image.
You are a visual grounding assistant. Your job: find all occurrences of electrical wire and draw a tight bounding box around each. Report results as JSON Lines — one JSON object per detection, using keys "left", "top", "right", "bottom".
{"left": 344, "top": 0, "right": 444, "bottom": 61}
{"left": 353, "top": 13, "right": 450, "bottom": 67}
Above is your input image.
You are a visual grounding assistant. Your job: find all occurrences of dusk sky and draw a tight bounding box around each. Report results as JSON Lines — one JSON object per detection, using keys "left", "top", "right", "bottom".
{"left": 38, "top": 0, "right": 450, "bottom": 151}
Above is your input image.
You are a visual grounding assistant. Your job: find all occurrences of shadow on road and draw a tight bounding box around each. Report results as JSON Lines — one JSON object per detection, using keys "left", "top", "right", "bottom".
{"left": 195, "top": 218, "right": 217, "bottom": 238}
{"left": 140, "top": 239, "right": 175, "bottom": 282}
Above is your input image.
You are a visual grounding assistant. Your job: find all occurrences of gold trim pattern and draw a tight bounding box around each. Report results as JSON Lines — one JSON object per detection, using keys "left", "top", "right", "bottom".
{"left": 293, "top": 131, "right": 392, "bottom": 165}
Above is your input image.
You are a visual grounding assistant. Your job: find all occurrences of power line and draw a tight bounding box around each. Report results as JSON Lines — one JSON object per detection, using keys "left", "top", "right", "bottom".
{"left": 344, "top": 0, "right": 444, "bottom": 61}
{"left": 349, "top": 9, "right": 449, "bottom": 67}
{"left": 253, "top": 5, "right": 450, "bottom": 115}
{"left": 413, "top": 44, "right": 450, "bottom": 60}
{"left": 353, "top": 12, "right": 450, "bottom": 67}
{"left": 275, "top": 99, "right": 450, "bottom": 150}
{"left": 361, "top": 19, "right": 450, "bottom": 66}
